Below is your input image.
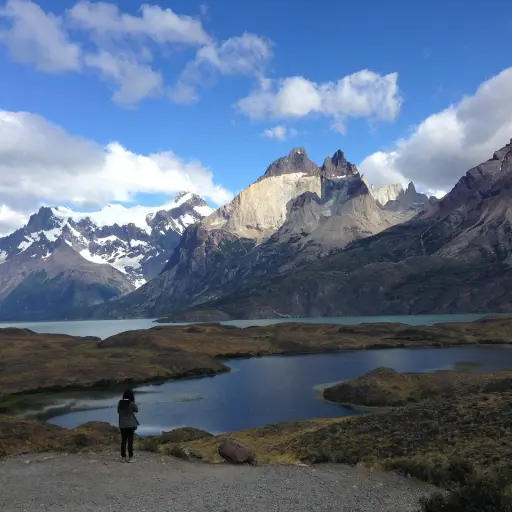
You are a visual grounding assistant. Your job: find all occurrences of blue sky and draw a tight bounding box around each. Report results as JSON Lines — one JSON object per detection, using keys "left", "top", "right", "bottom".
{"left": 1, "top": 0, "right": 512, "bottom": 233}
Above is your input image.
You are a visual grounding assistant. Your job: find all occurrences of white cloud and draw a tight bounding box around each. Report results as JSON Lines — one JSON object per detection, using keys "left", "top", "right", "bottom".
{"left": 359, "top": 66, "right": 512, "bottom": 193}
{"left": 0, "top": 0, "right": 81, "bottom": 72}
{"left": 0, "top": 204, "right": 28, "bottom": 236}
{"left": 170, "top": 33, "right": 273, "bottom": 104}
{"left": 67, "top": 1, "right": 211, "bottom": 46}
{"left": 0, "top": 109, "right": 232, "bottom": 234}
{"left": 236, "top": 70, "right": 401, "bottom": 132}
{"left": 67, "top": 1, "right": 211, "bottom": 105}
{"left": 85, "top": 51, "right": 163, "bottom": 105}
{"left": 1, "top": 1, "right": 273, "bottom": 106}
{"left": 261, "top": 125, "right": 297, "bottom": 141}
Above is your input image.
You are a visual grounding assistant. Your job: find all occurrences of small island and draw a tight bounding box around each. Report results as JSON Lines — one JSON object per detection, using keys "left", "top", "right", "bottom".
{"left": 322, "top": 366, "right": 512, "bottom": 406}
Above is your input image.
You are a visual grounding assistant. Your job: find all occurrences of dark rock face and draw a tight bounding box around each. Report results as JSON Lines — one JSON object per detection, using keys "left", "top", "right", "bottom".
{"left": 218, "top": 438, "right": 255, "bottom": 464}
{"left": 321, "top": 150, "right": 359, "bottom": 178}
{"left": 259, "top": 147, "right": 320, "bottom": 180}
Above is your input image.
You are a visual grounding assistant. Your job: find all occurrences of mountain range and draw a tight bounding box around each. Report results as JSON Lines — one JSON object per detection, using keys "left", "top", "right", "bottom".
{"left": 154, "top": 139, "right": 512, "bottom": 321}
{"left": 84, "top": 148, "right": 432, "bottom": 320}
{"left": 2, "top": 139, "right": 511, "bottom": 322}
{"left": 0, "top": 193, "right": 213, "bottom": 320}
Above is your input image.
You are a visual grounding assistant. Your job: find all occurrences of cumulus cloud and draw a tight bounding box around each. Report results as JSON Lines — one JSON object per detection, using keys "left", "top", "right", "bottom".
{"left": 67, "top": 1, "right": 211, "bottom": 46}
{"left": 261, "top": 125, "right": 297, "bottom": 141}
{"left": 0, "top": 0, "right": 81, "bottom": 72}
{"left": 0, "top": 205, "right": 29, "bottom": 236}
{"left": 170, "top": 33, "right": 273, "bottom": 104}
{"left": 359, "top": 67, "right": 512, "bottom": 193}
{"left": 0, "top": 0, "right": 272, "bottom": 106}
{"left": 236, "top": 70, "right": 401, "bottom": 132}
{"left": 84, "top": 51, "right": 163, "bottom": 105}
{"left": 68, "top": 1, "right": 211, "bottom": 105}
{"left": 0, "top": 109, "right": 232, "bottom": 234}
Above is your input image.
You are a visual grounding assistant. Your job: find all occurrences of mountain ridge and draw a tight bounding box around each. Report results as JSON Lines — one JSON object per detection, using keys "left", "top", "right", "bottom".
{"left": 87, "top": 148, "right": 430, "bottom": 320}
{"left": 0, "top": 192, "right": 214, "bottom": 321}
{"left": 162, "top": 138, "right": 512, "bottom": 321}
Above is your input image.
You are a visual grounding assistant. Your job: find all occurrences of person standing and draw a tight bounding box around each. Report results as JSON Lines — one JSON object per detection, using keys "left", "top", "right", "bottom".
{"left": 117, "top": 389, "right": 139, "bottom": 463}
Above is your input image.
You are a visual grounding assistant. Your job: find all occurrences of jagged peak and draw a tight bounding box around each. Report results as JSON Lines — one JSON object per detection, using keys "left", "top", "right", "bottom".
{"left": 289, "top": 147, "right": 308, "bottom": 158}
{"left": 321, "top": 149, "right": 358, "bottom": 178}
{"left": 260, "top": 147, "right": 319, "bottom": 181}
{"left": 406, "top": 182, "right": 417, "bottom": 193}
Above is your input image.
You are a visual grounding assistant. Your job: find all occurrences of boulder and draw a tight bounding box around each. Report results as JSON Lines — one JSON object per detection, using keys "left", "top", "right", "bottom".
{"left": 218, "top": 438, "right": 255, "bottom": 464}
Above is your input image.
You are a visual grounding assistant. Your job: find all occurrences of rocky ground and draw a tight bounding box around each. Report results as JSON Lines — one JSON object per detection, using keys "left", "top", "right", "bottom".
{"left": 0, "top": 452, "right": 434, "bottom": 512}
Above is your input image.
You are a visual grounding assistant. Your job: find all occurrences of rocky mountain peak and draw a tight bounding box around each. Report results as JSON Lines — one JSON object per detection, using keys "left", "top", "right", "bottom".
{"left": 26, "top": 206, "right": 62, "bottom": 233}
{"left": 174, "top": 191, "right": 191, "bottom": 201}
{"left": 260, "top": 147, "right": 320, "bottom": 181}
{"left": 0, "top": 193, "right": 214, "bottom": 292}
{"left": 321, "top": 150, "right": 359, "bottom": 178}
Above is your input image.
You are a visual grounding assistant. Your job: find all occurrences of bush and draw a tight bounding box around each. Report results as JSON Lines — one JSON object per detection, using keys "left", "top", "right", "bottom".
{"left": 420, "top": 475, "right": 512, "bottom": 512}
{"left": 73, "top": 433, "right": 89, "bottom": 448}
{"left": 137, "top": 436, "right": 161, "bottom": 453}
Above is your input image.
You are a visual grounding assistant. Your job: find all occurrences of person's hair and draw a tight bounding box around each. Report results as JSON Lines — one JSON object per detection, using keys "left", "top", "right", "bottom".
{"left": 122, "top": 389, "right": 135, "bottom": 402}
{"left": 118, "top": 389, "right": 135, "bottom": 410}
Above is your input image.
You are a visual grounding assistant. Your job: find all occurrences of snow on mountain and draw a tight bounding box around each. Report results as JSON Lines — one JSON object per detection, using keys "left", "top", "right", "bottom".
{"left": 51, "top": 192, "right": 209, "bottom": 234}
{"left": 0, "top": 192, "right": 214, "bottom": 288}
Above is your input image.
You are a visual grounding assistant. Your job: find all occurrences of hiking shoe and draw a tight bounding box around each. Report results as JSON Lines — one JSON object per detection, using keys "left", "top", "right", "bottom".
{"left": 128, "top": 458, "right": 136, "bottom": 463}
{"left": 120, "top": 457, "right": 127, "bottom": 463}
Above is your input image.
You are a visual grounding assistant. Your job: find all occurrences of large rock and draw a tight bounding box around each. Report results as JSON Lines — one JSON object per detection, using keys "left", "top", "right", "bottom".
{"left": 218, "top": 439, "right": 255, "bottom": 464}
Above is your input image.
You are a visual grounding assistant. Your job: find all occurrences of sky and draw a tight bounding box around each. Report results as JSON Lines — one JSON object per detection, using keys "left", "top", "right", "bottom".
{"left": 1, "top": 0, "right": 512, "bottom": 235}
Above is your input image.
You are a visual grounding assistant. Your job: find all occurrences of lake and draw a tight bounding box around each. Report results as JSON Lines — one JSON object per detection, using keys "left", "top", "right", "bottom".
{"left": 0, "top": 312, "right": 497, "bottom": 339}
{"left": 25, "top": 345, "right": 512, "bottom": 436}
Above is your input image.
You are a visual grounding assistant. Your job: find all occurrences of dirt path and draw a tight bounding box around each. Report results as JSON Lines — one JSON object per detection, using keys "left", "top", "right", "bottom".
{"left": 0, "top": 452, "right": 433, "bottom": 512}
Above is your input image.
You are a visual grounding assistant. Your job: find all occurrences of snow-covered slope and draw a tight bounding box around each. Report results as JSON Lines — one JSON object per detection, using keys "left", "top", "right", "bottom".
{"left": 0, "top": 192, "right": 213, "bottom": 288}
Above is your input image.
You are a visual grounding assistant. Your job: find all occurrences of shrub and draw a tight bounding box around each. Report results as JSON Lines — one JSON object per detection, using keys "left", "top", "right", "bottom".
{"left": 137, "top": 436, "right": 161, "bottom": 453}
{"left": 73, "top": 433, "right": 89, "bottom": 449}
{"left": 420, "top": 475, "right": 512, "bottom": 512}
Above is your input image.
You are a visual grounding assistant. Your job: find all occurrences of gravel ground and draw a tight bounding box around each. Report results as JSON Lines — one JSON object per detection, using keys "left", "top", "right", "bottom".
{"left": 0, "top": 453, "right": 434, "bottom": 512}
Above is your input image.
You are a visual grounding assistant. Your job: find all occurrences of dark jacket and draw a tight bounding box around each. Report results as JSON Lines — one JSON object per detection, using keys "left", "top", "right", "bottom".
{"left": 117, "top": 399, "right": 139, "bottom": 429}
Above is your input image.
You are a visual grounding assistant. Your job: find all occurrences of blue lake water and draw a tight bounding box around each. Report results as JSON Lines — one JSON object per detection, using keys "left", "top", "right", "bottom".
{"left": 27, "top": 344, "right": 512, "bottom": 436}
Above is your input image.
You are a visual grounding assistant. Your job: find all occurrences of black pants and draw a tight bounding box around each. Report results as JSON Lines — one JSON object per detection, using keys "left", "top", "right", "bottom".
{"left": 120, "top": 427, "right": 135, "bottom": 458}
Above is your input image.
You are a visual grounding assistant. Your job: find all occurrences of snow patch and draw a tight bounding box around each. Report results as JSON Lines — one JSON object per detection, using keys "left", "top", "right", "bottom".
{"left": 110, "top": 253, "right": 144, "bottom": 272}
{"left": 0, "top": 250, "right": 6, "bottom": 264}
{"left": 41, "top": 227, "right": 64, "bottom": 242}
{"left": 96, "top": 235, "right": 120, "bottom": 244}
{"left": 79, "top": 249, "right": 109, "bottom": 265}
{"left": 17, "top": 239, "right": 32, "bottom": 252}
{"left": 130, "top": 240, "right": 148, "bottom": 248}
{"left": 132, "top": 277, "right": 147, "bottom": 288}
{"left": 194, "top": 205, "right": 214, "bottom": 217}
{"left": 178, "top": 214, "right": 196, "bottom": 227}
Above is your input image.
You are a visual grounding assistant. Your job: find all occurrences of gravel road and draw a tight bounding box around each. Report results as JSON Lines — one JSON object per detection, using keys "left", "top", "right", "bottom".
{"left": 0, "top": 453, "right": 433, "bottom": 512}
